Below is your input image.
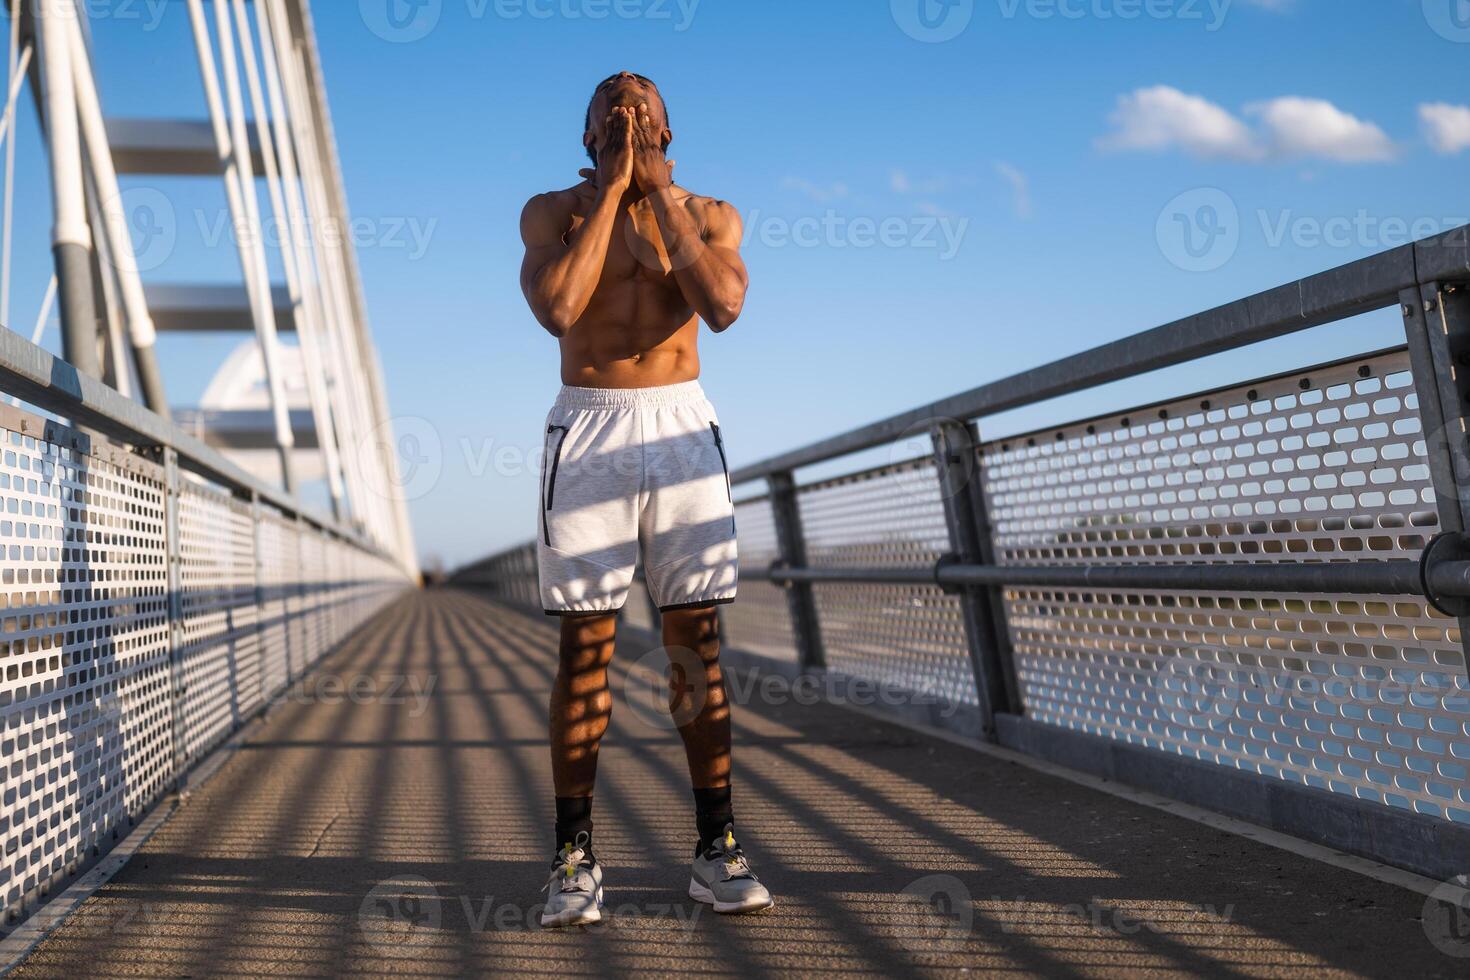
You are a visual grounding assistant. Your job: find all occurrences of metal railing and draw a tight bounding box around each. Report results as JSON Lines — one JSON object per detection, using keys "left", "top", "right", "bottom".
{"left": 0, "top": 326, "right": 414, "bottom": 930}
{"left": 456, "top": 224, "right": 1470, "bottom": 880}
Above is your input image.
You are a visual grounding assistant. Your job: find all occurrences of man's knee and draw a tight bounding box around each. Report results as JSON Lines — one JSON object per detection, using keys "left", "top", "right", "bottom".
{"left": 559, "top": 613, "right": 618, "bottom": 675}
{"left": 661, "top": 605, "right": 721, "bottom": 655}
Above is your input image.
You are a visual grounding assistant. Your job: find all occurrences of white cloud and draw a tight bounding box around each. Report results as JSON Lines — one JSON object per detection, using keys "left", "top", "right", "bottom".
{"left": 1246, "top": 96, "right": 1397, "bottom": 162}
{"left": 891, "top": 169, "right": 952, "bottom": 195}
{"left": 779, "top": 177, "right": 848, "bottom": 202}
{"left": 1420, "top": 102, "right": 1470, "bottom": 155}
{"left": 1097, "top": 86, "right": 1264, "bottom": 161}
{"left": 1099, "top": 86, "right": 1396, "bottom": 164}
{"left": 994, "top": 162, "right": 1032, "bottom": 219}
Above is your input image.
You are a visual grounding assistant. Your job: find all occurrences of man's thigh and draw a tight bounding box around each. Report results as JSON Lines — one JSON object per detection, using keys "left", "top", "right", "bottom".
{"left": 539, "top": 407, "right": 641, "bottom": 615}
{"left": 641, "top": 403, "right": 738, "bottom": 612}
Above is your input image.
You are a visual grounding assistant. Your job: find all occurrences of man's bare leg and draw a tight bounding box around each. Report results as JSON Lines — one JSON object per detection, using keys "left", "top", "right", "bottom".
{"left": 663, "top": 605, "right": 734, "bottom": 850}
{"left": 550, "top": 613, "right": 617, "bottom": 850}
{"left": 666, "top": 604, "right": 773, "bottom": 912}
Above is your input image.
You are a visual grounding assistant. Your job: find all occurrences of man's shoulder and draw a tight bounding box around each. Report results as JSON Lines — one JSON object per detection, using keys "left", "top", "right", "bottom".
{"left": 670, "top": 187, "right": 741, "bottom": 226}
{"left": 671, "top": 185, "right": 731, "bottom": 208}
{"left": 524, "top": 184, "right": 588, "bottom": 216}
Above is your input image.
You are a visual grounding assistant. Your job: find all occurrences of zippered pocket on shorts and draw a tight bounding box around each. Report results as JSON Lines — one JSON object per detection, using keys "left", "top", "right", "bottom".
{"left": 543, "top": 424, "right": 569, "bottom": 545}
{"left": 710, "top": 422, "right": 732, "bottom": 502}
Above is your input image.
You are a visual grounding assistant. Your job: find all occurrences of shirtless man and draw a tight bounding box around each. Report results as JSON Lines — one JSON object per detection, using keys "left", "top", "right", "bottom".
{"left": 519, "top": 72, "right": 771, "bottom": 927}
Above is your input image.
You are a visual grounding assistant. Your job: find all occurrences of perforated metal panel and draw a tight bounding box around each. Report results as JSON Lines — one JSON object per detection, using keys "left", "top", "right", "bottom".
{"left": 0, "top": 398, "right": 409, "bottom": 926}
{"left": 299, "top": 533, "right": 327, "bottom": 668}
{"left": 797, "top": 458, "right": 977, "bottom": 705}
{"left": 724, "top": 495, "right": 797, "bottom": 663}
{"left": 981, "top": 350, "right": 1470, "bottom": 821}
{"left": 256, "top": 513, "right": 296, "bottom": 699}
{"left": 177, "top": 481, "right": 260, "bottom": 762}
{"left": 0, "top": 417, "right": 172, "bottom": 920}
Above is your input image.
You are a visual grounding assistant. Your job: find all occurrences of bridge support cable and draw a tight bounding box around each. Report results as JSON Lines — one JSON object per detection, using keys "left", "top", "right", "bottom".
{"left": 185, "top": 0, "right": 298, "bottom": 493}
{"left": 64, "top": 14, "right": 171, "bottom": 415}
{"left": 264, "top": 0, "right": 397, "bottom": 555}
{"left": 262, "top": 0, "right": 378, "bottom": 543}
{"left": 231, "top": 0, "right": 345, "bottom": 520}
{"left": 269, "top": 0, "right": 416, "bottom": 568}
{"left": 0, "top": 0, "right": 21, "bottom": 333}
{"left": 34, "top": 0, "right": 98, "bottom": 378}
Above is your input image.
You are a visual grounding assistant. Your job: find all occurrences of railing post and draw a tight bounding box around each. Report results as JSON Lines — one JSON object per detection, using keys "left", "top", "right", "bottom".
{"left": 1405, "top": 282, "right": 1470, "bottom": 527}
{"left": 1403, "top": 280, "right": 1470, "bottom": 672}
{"left": 931, "top": 419, "right": 1022, "bottom": 734}
{"left": 161, "top": 447, "right": 188, "bottom": 775}
{"left": 768, "top": 471, "right": 825, "bottom": 670}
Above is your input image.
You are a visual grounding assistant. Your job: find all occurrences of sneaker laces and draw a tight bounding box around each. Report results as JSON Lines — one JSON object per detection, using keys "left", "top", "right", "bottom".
{"left": 542, "top": 831, "right": 595, "bottom": 895}
{"left": 709, "top": 825, "right": 755, "bottom": 882}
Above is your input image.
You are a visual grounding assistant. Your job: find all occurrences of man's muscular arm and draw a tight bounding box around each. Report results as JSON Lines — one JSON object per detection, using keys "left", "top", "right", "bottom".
{"left": 632, "top": 105, "right": 748, "bottom": 332}
{"left": 519, "top": 108, "right": 635, "bottom": 337}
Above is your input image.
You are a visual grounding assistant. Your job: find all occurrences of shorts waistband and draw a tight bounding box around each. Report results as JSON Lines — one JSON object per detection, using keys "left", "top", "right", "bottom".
{"left": 554, "top": 380, "right": 707, "bottom": 410}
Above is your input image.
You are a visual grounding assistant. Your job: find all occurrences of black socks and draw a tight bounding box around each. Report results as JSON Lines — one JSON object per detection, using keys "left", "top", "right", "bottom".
{"left": 559, "top": 789, "right": 733, "bottom": 859}
{"left": 554, "top": 796, "right": 594, "bottom": 857}
{"left": 693, "top": 785, "right": 734, "bottom": 854}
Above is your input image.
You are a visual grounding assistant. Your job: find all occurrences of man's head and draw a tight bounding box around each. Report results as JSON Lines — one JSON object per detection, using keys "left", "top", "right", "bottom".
{"left": 584, "top": 71, "right": 671, "bottom": 164}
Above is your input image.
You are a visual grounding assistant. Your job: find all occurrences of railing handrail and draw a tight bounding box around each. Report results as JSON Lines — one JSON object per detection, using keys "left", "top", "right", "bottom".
{"left": 0, "top": 323, "right": 402, "bottom": 570}
{"left": 728, "top": 224, "right": 1470, "bottom": 485}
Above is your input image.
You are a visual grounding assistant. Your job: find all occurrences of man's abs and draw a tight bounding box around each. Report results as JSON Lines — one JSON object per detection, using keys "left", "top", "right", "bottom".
{"left": 558, "top": 279, "right": 702, "bottom": 388}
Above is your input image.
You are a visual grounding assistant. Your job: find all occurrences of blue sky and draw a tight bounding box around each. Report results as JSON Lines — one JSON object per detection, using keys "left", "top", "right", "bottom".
{"left": 9, "top": 0, "right": 1470, "bottom": 568}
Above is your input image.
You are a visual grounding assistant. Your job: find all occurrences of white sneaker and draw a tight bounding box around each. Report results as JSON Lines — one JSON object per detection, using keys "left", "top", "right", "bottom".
{"left": 688, "top": 825, "right": 774, "bottom": 914}
{"left": 540, "top": 833, "right": 604, "bottom": 928}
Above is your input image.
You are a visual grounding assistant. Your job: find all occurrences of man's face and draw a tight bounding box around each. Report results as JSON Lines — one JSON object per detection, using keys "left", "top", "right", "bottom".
{"left": 585, "top": 72, "right": 670, "bottom": 160}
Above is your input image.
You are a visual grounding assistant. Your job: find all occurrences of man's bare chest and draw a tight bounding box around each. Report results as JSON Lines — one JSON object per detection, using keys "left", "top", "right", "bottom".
{"left": 567, "top": 201, "right": 690, "bottom": 283}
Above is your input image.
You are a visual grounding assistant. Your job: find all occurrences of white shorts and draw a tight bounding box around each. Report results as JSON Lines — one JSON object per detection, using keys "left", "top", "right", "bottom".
{"left": 537, "top": 380, "right": 739, "bottom": 616}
